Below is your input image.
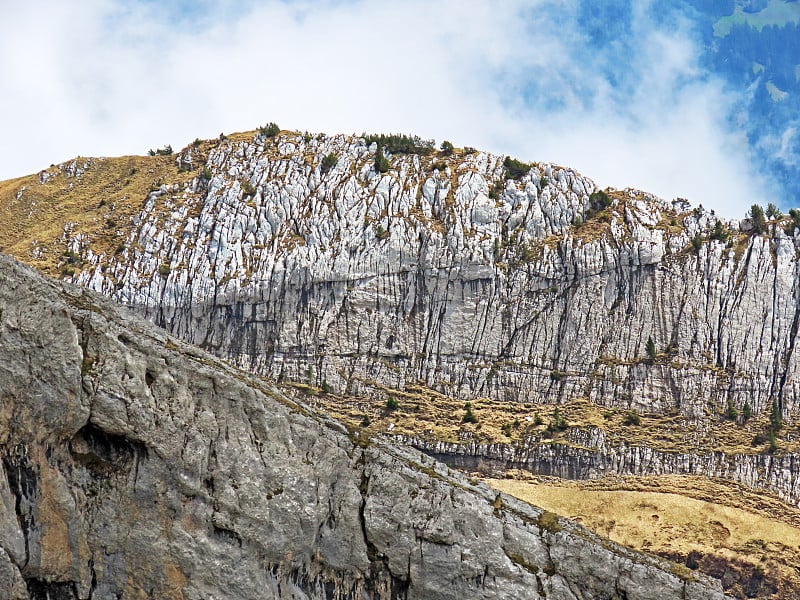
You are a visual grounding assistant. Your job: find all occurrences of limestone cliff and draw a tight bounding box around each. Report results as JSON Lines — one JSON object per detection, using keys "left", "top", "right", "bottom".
{"left": 2, "top": 130, "right": 799, "bottom": 507}
{"left": 42, "top": 133, "right": 799, "bottom": 423}
{"left": 0, "top": 254, "right": 729, "bottom": 599}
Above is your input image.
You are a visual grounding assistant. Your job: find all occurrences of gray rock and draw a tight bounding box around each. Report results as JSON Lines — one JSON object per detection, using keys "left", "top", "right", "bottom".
{"left": 68, "top": 136, "right": 797, "bottom": 426}
{"left": 395, "top": 432, "right": 800, "bottom": 507}
{"left": 0, "top": 254, "right": 728, "bottom": 598}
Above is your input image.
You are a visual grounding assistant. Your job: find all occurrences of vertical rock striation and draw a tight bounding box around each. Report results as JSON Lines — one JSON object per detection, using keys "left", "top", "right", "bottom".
{"left": 5, "top": 130, "right": 791, "bottom": 507}
{"left": 56, "top": 133, "right": 798, "bottom": 426}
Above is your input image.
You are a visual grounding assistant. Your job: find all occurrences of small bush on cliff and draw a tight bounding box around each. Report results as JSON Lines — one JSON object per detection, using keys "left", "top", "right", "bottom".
{"left": 586, "top": 189, "right": 612, "bottom": 220}
{"left": 440, "top": 140, "right": 454, "bottom": 155}
{"left": 623, "top": 410, "right": 641, "bottom": 426}
{"left": 548, "top": 407, "right": 567, "bottom": 432}
{"left": 589, "top": 189, "right": 611, "bottom": 210}
{"left": 462, "top": 402, "right": 478, "bottom": 424}
{"left": 769, "top": 399, "right": 783, "bottom": 432}
{"left": 321, "top": 153, "right": 339, "bottom": 173}
{"left": 767, "top": 429, "right": 778, "bottom": 453}
{"left": 710, "top": 220, "right": 728, "bottom": 242}
{"left": 241, "top": 180, "right": 256, "bottom": 196}
{"left": 374, "top": 146, "right": 390, "bottom": 173}
{"left": 386, "top": 397, "right": 399, "bottom": 411}
{"left": 788, "top": 209, "right": 800, "bottom": 234}
{"left": 537, "top": 510, "right": 562, "bottom": 533}
{"left": 259, "top": 122, "right": 280, "bottom": 138}
{"left": 149, "top": 145, "right": 172, "bottom": 156}
{"left": 488, "top": 181, "right": 505, "bottom": 200}
{"left": 751, "top": 401, "right": 784, "bottom": 452}
{"left": 374, "top": 224, "right": 390, "bottom": 240}
{"left": 363, "top": 133, "right": 434, "bottom": 155}
{"left": 725, "top": 399, "right": 739, "bottom": 421}
{"left": 503, "top": 156, "right": 531, "bottom": 180}
{"left": 646, "top": 335, "right": 657, "bottom": 361}
{"left": 766, "top": 202, "right": 782, "bottom": 219}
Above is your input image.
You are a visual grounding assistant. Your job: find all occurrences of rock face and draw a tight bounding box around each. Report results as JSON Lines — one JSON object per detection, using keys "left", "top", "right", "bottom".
{"left": 56, "top": 133, "right": 797, "bottom": 426}
{"left": 395, "top": 432, "right": 800, "bottom": 507}
{"left": 0, "top": 254, "right": 729, "bottom": 599}
{"left": 6, "top": 130, "right": 794, "bottom": 508}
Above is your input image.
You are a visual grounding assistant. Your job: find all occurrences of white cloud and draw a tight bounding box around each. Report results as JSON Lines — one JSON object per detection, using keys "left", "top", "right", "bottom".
{"left": 0, "top": 0, "right": 770, "bottom": 216}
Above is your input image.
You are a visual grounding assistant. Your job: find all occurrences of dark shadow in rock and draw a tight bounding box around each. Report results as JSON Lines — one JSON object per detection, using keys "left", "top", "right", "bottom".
{"left": 69, "top": 422, "right": 147, "bottom": 473}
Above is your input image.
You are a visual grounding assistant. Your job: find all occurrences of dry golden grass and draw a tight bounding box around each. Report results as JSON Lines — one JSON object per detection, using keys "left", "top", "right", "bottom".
{"left": 292, "top": 381, "right": 564, "bottom": 444}
{"left": 487, "top": 475, "right": 800, "bottom": 598}
{"left": 656, "top": 213, "right": 687, "bottom": 235}
{"left": 0, "top": 153, "right": 199, "bottom": 277}
{"left": 0, "top": 133, "right": 269, "bottom": 278}
{"left": 298, "top": 382, "right": 799, "bottom": 456}
{"left": 571, "top": 215, "right": 613, "bottom": 243}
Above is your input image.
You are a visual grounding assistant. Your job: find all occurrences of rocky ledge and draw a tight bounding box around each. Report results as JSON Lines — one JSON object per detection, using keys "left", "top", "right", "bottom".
{"left": 393, "top": 432, "right": 800, "bottom": 507}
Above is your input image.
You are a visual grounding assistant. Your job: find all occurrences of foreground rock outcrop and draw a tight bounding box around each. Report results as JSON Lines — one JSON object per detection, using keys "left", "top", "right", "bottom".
{"left": 0, "top": 254, "right": 730, "bottom": 598}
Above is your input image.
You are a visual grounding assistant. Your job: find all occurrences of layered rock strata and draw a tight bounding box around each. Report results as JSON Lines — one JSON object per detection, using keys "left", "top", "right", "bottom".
{"left": 394, "top": 432, "right": 800, "bottom": 506}
{"left": 4, "top": 131, "right": 796, "bottom": 512}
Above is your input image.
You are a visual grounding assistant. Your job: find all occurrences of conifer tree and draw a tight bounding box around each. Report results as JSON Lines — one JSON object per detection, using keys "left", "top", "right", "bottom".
{"left": 646, "top": 336, "right": 657, "bottom": 360}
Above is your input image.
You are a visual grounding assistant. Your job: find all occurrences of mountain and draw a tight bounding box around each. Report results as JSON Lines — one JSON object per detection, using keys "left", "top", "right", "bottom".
{"left": 1, "top": 127, "right": 799, "bottom": 596}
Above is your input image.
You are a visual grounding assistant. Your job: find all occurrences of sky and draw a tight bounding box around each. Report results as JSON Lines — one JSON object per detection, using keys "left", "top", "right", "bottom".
{"left": 0, "top": 0, "right": 781, "bottom": 216}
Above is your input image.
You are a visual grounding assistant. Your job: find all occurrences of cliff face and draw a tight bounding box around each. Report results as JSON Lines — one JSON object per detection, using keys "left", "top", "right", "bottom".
{"left": 0, "top": 255, "right": 729, "bottom": 599}
{"left": 40, "top": 133, "right": 796, "bottom": 424}
{"left": 394, "top": 432, "right": 800, "bottom": 507}
{"left": 3, "top": 130, "right": 799, "bottom": 508}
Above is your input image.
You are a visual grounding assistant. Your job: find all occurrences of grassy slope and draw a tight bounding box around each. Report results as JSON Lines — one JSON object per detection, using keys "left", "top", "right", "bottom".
{"left": 305, "top": 385, "right": 800, "bottom": 457}
{"left": 488, "top": 474, "right": 800, "bottom": 598}
{"left": 0, "top": 154, "right": 185, "bottom": 277}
